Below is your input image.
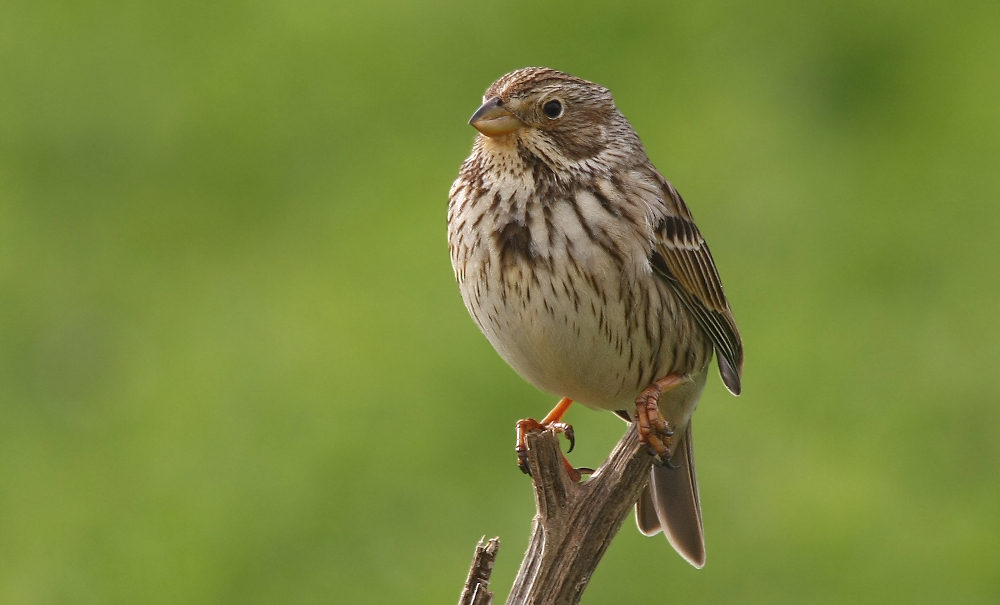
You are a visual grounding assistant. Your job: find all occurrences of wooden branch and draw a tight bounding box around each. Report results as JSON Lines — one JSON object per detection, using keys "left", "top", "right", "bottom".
{"left": 457, "top": 423, "right": 653, "bottom": 605}
{"left": 458, "top": 537, "right": 500, "bottom": 605}
{"left": 505, "top": 423, "right": 652, "bottom": 605}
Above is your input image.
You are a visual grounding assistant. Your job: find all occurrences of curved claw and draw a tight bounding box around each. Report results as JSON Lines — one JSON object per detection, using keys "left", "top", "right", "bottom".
{"left": 651, "top": 453, "right": 680, "bottom": 470}
{"left": 548, "top": 421, "right": 575, "bottom": 453}
{"left": 515, "top": 398, "right": 581, "bottom": 478}
{"left": 517, "top": 446, "right": 531, "bottom": 475}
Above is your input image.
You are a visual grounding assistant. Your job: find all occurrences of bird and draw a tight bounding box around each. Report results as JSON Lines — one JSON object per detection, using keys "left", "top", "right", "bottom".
{"left": 447, "top": 67, "right": 743, "bottom": 569}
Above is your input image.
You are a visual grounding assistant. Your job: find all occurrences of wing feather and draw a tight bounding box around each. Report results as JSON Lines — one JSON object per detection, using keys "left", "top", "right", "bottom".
{"left": 647, "top": 173, "right": 744, "bottom": 395}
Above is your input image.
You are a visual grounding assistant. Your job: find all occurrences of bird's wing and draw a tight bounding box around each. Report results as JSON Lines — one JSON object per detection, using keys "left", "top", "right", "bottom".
{"left": 648, "top": 173, "right": 744, "bottom": 395}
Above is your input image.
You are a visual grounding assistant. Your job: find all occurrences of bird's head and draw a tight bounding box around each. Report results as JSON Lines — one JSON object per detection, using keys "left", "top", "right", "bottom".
{"left": 469, "top": 67, "right": 636, "bottom": 164}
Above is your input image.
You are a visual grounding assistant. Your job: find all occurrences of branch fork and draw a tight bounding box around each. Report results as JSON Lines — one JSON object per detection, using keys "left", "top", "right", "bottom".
{"left": 458, "top": 423, "right": 654, "bottom": 605}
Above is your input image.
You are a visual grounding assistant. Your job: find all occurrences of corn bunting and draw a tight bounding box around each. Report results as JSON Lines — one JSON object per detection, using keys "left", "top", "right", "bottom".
{"left": 447, "top": 67, "right": 743, "bottom": 568}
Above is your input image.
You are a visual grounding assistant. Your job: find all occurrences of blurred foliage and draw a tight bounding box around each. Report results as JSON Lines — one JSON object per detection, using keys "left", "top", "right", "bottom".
{"left": 2, "top": 0, "right": 999, "bottom": 603}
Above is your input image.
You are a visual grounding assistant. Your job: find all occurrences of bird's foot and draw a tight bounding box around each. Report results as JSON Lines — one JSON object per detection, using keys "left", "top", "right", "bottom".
{"left": 635, "top": 374, "right": 689, "bottom": 467}
{"left": 516, "top": 397, "right": 589, "bottom": 481}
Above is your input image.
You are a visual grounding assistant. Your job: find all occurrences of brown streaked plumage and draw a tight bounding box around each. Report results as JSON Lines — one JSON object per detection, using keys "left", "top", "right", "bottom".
{"left": 447, "top": 67, "right": 743, "bottom": 568}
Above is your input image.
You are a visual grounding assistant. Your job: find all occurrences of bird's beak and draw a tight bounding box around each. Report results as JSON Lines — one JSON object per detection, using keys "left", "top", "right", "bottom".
{"left": 469, "top": 97, "right": 524, "bottom": 137}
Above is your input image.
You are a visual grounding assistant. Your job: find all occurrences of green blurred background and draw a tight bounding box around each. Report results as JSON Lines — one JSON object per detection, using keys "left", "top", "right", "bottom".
{"left": 2, "top": 0, "right": 999, "bottom": 602}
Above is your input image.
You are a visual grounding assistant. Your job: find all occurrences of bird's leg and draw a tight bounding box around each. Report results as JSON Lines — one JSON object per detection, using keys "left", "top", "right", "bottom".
{"left": 516, "top": 397, "right": 591, "bottom": 482}
{"left": 635, "top": 373, "right": 689, "bottom": 467}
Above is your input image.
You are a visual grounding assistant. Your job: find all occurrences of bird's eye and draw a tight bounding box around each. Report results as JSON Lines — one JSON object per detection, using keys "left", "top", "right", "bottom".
{"left": 543, "top": 100, "right": 563, "bottom": 119}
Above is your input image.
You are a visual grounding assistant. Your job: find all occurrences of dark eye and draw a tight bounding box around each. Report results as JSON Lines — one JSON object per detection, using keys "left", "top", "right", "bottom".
{"left": 543, "top": 100, "right": 563, "bottom": 119}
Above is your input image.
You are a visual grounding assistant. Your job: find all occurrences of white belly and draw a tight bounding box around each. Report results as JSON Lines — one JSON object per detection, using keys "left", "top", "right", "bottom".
{"left": 459, "top": 242, "right": 709, "bottom": 432}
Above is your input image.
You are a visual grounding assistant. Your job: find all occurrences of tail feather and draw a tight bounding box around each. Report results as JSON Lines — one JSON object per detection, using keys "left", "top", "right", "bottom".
{"left": 634, "top": 423, "right": 705, "bottom": 568}
{"left": 635, "top": 484, "right": 662, "bottom": 536}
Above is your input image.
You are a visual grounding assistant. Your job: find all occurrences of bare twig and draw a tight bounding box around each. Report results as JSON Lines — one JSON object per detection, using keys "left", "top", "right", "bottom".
{"left": 457, "top": 423, "right": 653, "bottom": 605}
{"left": 458, "top": 537, "right": 500, "bottom": 605}
{"left": 505, "top": 423, "right": 652, "bottom": 605}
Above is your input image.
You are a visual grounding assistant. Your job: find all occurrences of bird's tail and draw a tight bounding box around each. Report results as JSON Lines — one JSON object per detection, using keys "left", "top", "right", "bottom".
{"left": 635, "top": 422, "right": 705, "bottom": 568}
